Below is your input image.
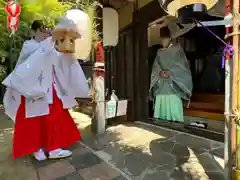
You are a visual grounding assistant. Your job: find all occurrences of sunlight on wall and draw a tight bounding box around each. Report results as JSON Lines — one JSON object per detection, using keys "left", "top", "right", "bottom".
{"left": 118, "top": 3, "right": 133, "bottom": 30}
{"left": 118, "top": 0, "right": 154, "bottom": 30}
{"left": 148, "top": 25, "right": 161, "bottom": 47}
{"left": 138, "top": 0, "right": 153, "bottom": 9}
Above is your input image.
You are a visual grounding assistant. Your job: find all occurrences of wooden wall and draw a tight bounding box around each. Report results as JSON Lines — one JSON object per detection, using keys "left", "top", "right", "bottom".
{"left": 105, "top": 0, "right": 165, "bottom": 122}
{"left": 105, "top": 26, "right": 135, "bottom": 121}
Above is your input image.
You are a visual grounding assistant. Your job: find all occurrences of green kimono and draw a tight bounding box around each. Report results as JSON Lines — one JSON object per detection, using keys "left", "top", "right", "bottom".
{"left": 149, "top": 44, "right": 192, "bottom": 122}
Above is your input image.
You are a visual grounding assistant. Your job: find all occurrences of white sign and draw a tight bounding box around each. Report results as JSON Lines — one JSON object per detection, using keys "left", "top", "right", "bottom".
{"left": 116, "top": 100, "right": 128, "bottom": 116}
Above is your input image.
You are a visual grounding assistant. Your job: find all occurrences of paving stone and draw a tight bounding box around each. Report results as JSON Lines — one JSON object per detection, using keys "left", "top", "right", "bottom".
{"left": 78, "top": 122, "right": 224, "bottom": 180}
{"left": 56, "top": 172, "right": 84, "bottom": 180}
{"left": 149, "top": 139, "right": 175, "bottom": 153}
{"left": 149, "top": 151, "right": 176, "bottom": 171}
{"left": 78, "top": 162, "right": 120, "bottom": 180}
{"left": 68, "top": 143, "right": 87, "bottom": 154}
{"left": 120, "top": 152, "right": 153, "bottom": 176}
{"left": 194, "top": 153, "right": 223, "bottom": 172}
{"left": 38, "top": 160, "right": 76, "bottom": 180}
{"left": 169, "top": 167, "right": 191, "bottom": 180}
{"left": 95, "top": 150, "right": 112, "bottom": 162}
{"left": 68, "top": 147, "right": 90, "bottom": 163}
{"left": 175, "top": 157, "right": 191, "bottom": 166}
{"left": 103, "top": 143, "right": 130, "bottom": 157}
{"left": 32, "top": 157, "right": 61, "bottom": 168}
{"left": 135, "top": 123, "right": 181, "bottom": 138}
{"left": 142, "top": 171, "right": 170, "bottom": 180}
{"left": 171, "top": 143, "right": 207, "bottom": 158}
{"left": 174, "top": 134, "right": 221, "bottom": 151}
{"left": 210, "top": 147, "right": 224, "bottom": 159}
{"left": 174, "top": 153, "right": 224, "bottom": 179}
{"left": 83, "top": 135, "right": 110, "bottom": 151}
{"left": 205, "top": 172, "right": 225, "bottom": 180}
{"left": 70, "top": 152, "right": 102, "bottom": 169}
{"left": 110, "top": 176, "right": 128, "bottom": 180}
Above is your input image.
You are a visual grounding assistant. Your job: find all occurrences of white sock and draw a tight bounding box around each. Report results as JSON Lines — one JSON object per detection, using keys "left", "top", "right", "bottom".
{"left": 49, "top": 148, "right": 72, "bottom": 157}
{"left": 49, "top": 148, "right": 62, "bottom": 156}
{"left": 34, "top": 148, "right": 47, "bottom": 161}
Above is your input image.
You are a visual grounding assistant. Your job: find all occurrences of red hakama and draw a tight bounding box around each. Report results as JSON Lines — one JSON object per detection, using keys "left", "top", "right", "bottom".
{"left": 12, "top": 87, "right": 81, "bottom": 158}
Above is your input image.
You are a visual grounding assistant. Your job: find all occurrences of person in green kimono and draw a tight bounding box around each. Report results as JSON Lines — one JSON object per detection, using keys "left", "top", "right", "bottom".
{"left": 149, "top": 26, "right": 192, "bottom": 122}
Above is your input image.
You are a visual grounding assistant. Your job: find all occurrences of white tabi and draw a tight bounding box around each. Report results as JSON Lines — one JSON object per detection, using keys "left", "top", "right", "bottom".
{"left": 2, "top": 37, "right": 90, "bottom": 121}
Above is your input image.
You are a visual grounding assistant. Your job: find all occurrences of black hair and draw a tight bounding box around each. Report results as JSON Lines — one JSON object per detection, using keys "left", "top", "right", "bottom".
{"left": 31, "top": 20, "right": 45, "bottom": 31}
{"left": 160, "top": 26, "right": 171, "bottom": 38}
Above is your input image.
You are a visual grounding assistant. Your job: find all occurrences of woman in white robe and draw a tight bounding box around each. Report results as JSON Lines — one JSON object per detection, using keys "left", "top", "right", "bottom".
{"left": 2, "top": 19, "right": 90, "bottom": 161}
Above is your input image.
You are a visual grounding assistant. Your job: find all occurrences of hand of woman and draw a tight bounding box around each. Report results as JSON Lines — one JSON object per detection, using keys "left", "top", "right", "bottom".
{"left": 159, "top": 71, "right": 169, "bottom": 77}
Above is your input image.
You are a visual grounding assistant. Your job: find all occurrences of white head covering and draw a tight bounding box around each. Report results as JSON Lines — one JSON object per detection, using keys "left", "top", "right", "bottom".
{"left": 54, "top": 9, "right": 92, "bottom": 60}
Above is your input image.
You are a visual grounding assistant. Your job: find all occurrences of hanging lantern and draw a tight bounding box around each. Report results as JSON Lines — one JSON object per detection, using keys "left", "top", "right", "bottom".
{"left": 103, "top": 7, "right": 119, "bottom": 47}
{"left": 65, "top": 9, "right": 92, "bottom": 60}
{"left": 5, "top": 0, "right": 21, "bottom": 32}
{"left": 52, "top": 9, "right": 92, "bottom": 59}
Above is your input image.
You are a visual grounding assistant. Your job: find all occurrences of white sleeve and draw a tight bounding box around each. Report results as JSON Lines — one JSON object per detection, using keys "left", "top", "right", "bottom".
{"left": 16, "top": 40, "right": 37, "bottom": 66}
{"left": 2, "top": 40, "right": 54, "bottom": 98}
{"left": 69, "top": 61, "right": 90, "bottom": 98}
{"left": 58, "top": 54, "right": 90, "bottom": 98}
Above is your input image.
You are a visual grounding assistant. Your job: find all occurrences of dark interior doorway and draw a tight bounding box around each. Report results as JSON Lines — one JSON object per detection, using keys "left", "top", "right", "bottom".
{"left": 147, "top": 19, "right": 226, "bottom": 133}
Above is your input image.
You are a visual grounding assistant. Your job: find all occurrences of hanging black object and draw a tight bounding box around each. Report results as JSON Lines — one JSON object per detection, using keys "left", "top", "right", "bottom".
{"left": 178, "top": 4, "right": 207, "bottom": 24}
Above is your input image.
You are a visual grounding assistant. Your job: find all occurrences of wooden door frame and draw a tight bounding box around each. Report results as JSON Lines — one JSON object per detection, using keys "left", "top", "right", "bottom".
{"left": 132, "top": 0, "right": 165, "bottom": 122}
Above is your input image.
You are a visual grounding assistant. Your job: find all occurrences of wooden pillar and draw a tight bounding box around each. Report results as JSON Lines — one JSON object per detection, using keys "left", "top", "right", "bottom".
{"left": 232, "top": 0, "right": 240, "bottom": 178}
{"left": 225, "top": 0, "right": 234, "bottom": 178}
{"left": 232, "top": 0, "right": 239, "bottom": 151}
{"left": 91, "top": 0, "right": 106, "bottom": 134}
{"left": 132, "top": 0, "right": 138, "bottom": 121}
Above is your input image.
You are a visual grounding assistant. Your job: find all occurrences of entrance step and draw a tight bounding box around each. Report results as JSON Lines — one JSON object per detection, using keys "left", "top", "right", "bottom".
{"left": 191, "top": 93, "right": 224, "bottom": 103}
{"left": 184, "top": 109, "right": 224, "bottom": 121}
{"left": 184, "top": 93, "right": 224, "bottom": 121}
{"left": 188, "top": 102, "right": 224, "bottom": 112}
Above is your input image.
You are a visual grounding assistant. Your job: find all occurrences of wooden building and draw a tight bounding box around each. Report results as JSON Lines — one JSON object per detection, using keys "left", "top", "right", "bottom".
{"left": 102, "top": 0, "right": 226, "bottom": 141}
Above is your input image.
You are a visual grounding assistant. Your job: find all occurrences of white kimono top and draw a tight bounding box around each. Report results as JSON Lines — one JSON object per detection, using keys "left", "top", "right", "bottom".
{"left": 2, "top": 37, "right": 90, "bottom": 121}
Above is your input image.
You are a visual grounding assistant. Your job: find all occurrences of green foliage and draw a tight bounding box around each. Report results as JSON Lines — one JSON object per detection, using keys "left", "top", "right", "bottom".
{"left": 0, "top": 0, "right": 100, "bottom": 64}
{"left": 74, "top": 0, "right": 101, "bottom": 45}
{"left": 0, "top": 0, "right": 72, "bottom": 59}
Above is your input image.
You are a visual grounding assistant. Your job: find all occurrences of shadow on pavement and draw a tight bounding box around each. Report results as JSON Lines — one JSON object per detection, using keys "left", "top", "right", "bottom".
{"left": 0, "top": 108, "right": 39, "bottom": 180}
{"left": 83, "top": 122, "right": 224, "bottom": 180}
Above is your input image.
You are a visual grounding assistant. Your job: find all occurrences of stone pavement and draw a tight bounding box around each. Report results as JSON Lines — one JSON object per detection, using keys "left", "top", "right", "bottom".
{"left": 83, "top": 122, "right": 225, "bottom": 180}
{"left": 0, "top": 108, "right": 127, "bottom": 180}
{"left": 32, "top": 143, "right": 127, "bottom": 180}
{"left": 0, "top": 106, "right": 225, "bottom": 180}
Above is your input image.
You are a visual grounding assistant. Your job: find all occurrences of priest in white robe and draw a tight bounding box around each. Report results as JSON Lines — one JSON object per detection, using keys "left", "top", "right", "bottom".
{"left": 2, "top": 11, "right": 90, "bottom": 161}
